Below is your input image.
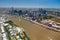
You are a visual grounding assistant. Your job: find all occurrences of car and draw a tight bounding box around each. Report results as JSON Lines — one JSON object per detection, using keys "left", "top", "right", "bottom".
{"left": 3, "top": 23, "right": 9, "bottom": 26}
{"left": 16, "top": 36, "right": 22, "bottom": 40}
{"left": 2, "top": 33, "right": 6, "bottom": 38}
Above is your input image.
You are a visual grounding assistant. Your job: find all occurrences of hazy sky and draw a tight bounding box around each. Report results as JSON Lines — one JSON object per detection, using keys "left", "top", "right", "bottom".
{"left": 0, "top": 0, "right": 60, "bottom": 8}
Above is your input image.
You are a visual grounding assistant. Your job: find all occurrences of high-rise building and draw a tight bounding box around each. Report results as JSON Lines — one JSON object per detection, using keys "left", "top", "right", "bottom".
{"left": 9, "top": 7, "right": 14, "bottom": 15}
{"left": 37, "top": 8, "right": 47, "bottom": 21}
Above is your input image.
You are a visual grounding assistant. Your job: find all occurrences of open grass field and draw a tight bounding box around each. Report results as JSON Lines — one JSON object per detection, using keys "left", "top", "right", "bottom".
{"left": 51, "top": 18, "right": 60, "bottom": 23}
{"left": 8, "top": 15, "right": 60, "bottom": 40}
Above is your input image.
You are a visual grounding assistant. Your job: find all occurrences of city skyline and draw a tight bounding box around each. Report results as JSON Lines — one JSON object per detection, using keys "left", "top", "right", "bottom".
{"left": 0, "top": 0, "right": 60, "bottom": 8}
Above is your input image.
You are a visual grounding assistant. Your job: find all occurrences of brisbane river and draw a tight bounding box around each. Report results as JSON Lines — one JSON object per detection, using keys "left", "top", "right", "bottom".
{"left": 8, "top": 15, "right": 60, "bottom": 40}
